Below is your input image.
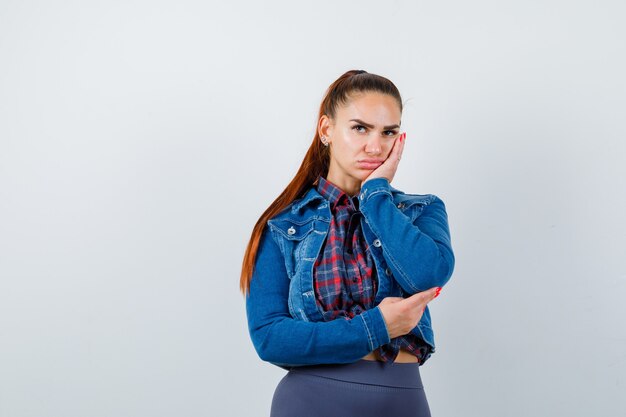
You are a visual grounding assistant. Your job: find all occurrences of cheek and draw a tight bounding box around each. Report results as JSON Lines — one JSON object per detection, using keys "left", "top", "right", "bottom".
{"left": 334, "top": 140, "right": 356, "bottom": 159}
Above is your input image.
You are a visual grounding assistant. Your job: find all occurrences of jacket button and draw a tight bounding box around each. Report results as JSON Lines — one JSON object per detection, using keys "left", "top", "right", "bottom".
{"left": 287, "top": 226, "right": 296, "bottom": 235}
{"left": 397, "top": 202, "right": 405, "bottom": 209}
{"left": 385, "top": 267, "right": 392, "bottom": 276}
{"left": 373, "top": 239, "right": 382, "bottom": 247}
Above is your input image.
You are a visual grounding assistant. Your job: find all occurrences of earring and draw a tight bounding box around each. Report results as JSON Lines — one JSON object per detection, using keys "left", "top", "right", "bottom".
{"left": 321, "top": 136, "right": 329, "bottom": 147}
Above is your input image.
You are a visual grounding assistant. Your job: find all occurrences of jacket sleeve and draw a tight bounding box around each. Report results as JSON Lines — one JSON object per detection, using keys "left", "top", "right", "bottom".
{"left": 358, "top": 177, "right": 455, "bottom": 295}
{"left": 245, "top": 226, "right": 391, "bottom": 369}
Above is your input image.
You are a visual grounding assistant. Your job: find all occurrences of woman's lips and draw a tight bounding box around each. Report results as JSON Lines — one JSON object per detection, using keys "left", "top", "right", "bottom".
{"left": 357, "top": 160, "right": 383, "bottom": 169}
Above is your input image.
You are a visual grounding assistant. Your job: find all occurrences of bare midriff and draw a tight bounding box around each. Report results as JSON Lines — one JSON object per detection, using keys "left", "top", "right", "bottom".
{"left": 361, "top": 347, "right": 419, "bottom": 363}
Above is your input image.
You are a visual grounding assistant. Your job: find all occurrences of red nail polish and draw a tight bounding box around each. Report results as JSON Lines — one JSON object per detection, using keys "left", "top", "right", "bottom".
{"left": 434, "top": 287, "right": 442, "bottom": 298}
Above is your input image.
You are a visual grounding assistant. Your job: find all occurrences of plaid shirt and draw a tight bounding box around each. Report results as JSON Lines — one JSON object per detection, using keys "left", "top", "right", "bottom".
{"left": 313, "top": 175, "right": 431, "bottom": 363}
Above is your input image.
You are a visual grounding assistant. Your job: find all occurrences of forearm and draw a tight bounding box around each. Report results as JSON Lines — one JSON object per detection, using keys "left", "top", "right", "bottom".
{"left": 247, "top": 305, "right": 389, "bottom": 367}
{"left": 358, "top": 178, "right": 455, "bottom": 294}
{"left": 245, "top": 228, "right": 390, "bottom": 368}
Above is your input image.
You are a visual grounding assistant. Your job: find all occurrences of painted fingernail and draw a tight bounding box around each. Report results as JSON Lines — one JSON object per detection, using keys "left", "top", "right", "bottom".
{"left": 434, "top": 287, "right": 442, "bottom": 298}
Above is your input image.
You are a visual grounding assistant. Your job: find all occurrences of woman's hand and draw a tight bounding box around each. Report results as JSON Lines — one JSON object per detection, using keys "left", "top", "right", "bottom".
{"left": 361, "top": 132, "right": 406, "bottom": 187}
{"left": 377, "top": 286, "right": 441, "bottom": 339}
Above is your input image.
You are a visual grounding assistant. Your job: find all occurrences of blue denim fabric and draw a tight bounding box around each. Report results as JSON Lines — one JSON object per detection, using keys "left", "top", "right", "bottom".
{"left": 245, "top": 178, "right": 455, "bottom": 370}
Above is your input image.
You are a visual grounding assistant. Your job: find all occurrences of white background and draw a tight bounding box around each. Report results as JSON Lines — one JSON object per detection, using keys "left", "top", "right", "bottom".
{"left": 1, "top": 1, "right": 625, "bottom": 416}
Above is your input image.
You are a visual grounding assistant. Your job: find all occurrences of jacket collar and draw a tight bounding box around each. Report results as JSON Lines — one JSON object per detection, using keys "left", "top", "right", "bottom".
{"left": 291, "top": 187, "right": 325, "bottom": 213}
{"left": 290, "top": 179, "right": 404, "bottom": 213}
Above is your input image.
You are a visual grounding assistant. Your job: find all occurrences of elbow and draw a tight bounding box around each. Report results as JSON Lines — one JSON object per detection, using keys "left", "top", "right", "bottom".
{"left": 397, "top": 245, "right": 455, "bottom": 293}
{"left": 256, "top": 346, "right": 273, "bottom": 363}
{"left": 249, "top": 323, "right": 288, "bottom": 364}
{"left": 255, "top": 337, "right": 282, "bottom": 363}
{"left": 257, "top": 344, "right": 294, "bottom": 365}
{"left": 437, "top": 246, "right": 455, "bottom": 287}
{"left": 439, "top": 251, "right": 455, "bottom": 287}
{"left": 250, "top": 331, "right": 274, "bottom": 363}
{"left": 251, "top": 333, "right": 294, "bottom": 369}
{"left": 421, "top": 247, "right": 455, "bottom": 289}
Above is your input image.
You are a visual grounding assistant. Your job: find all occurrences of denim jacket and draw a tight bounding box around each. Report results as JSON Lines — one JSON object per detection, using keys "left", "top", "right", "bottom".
{"left": 245, "top": 177, "right": 455, "bottom": 370}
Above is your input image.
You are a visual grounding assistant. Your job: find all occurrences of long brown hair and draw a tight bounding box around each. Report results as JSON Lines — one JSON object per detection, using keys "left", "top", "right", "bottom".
{"left": 239, "top": 69, "right": 403, "bottom": 296}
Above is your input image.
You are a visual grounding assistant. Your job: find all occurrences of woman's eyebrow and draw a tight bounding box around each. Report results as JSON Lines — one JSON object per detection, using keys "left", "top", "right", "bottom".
{"left": 349, "top": 118, "right": 400, "bottom": 130}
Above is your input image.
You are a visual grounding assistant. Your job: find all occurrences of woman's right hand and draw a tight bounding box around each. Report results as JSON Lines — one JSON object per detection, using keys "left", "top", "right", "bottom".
{"left": 377, "top": 287, "right": 441, "bottom": 339}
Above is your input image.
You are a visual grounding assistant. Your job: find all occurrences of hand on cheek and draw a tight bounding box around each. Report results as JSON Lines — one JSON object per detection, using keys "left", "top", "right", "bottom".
{"left": 361, "top": 132, "right": 406, "bottom": 186}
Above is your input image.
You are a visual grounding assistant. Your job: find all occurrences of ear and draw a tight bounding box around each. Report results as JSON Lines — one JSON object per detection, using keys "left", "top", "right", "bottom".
{"left": 317, "top": 114, "right": 334, "bottom": 143}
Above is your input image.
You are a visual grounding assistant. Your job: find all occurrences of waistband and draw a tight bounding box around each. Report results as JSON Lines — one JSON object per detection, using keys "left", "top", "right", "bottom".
{"left": 288, "top": 359, "right": 423, "bottom": 389}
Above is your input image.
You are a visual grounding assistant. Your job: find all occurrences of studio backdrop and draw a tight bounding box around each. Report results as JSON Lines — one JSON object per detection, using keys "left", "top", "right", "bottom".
{"left": 1, "top": 1, "right": 624, "bottom": 416}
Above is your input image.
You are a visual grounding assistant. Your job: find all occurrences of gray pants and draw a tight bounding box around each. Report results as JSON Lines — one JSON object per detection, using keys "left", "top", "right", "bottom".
{"left": 270, "top": 359, "right": 432, "bottom": 417}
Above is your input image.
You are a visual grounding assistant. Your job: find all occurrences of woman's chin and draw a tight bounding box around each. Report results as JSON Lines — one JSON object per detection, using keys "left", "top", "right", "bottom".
{"left": 352, "top": 172, "right": 372, "bottom": 182}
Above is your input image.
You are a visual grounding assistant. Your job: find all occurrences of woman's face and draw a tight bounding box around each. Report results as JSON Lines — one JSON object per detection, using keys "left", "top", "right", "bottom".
{"left": 319, "top": 91, "right": 402, "bottom": 193}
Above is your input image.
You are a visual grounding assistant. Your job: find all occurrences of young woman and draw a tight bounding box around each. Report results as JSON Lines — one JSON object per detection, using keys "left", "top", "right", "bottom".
{"left": 240, "top": 70, "right": 455, "bottom": 417}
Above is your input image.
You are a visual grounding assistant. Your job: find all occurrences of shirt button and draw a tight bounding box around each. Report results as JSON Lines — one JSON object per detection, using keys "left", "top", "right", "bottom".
{"left": 352, "top": 277, "right": 358, "bottom": 283}
{"left": 373, "top": 239, "right": 382, "bottom": 247}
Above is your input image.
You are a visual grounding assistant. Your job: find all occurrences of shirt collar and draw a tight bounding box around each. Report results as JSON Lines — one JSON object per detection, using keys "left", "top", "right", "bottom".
{"left": 316, "top": 175, "right": 358, "bottom": 211}
{"left": 290, "top": 176, "right": 404, "bottom": 214}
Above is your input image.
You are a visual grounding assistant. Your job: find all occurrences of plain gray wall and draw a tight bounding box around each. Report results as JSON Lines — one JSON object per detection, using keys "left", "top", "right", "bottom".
{"left": 1, "top": 1, "right": 625, "bottom": 416}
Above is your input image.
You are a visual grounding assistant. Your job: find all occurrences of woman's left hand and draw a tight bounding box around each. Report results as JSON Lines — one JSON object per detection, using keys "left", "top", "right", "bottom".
{"left": 361, "top": 132, "right": 406, "bottom": 186}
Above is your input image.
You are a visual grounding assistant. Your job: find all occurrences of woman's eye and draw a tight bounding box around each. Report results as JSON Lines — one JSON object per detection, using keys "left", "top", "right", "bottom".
{"left": 352, "top": 125, "right": 398, "bottom": 136}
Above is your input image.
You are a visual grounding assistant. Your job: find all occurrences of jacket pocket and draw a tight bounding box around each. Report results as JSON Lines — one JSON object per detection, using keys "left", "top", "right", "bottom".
{"left": 269, "top": 218, "right": 316, "bottom": 241}
{"left": 268, "top": 218, "right": 316, "bottom": 279}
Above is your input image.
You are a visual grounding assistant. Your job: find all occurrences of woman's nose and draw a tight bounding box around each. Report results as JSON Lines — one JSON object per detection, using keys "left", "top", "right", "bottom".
{"left": 365, "top": 135, "right": 382, "bottom": 155}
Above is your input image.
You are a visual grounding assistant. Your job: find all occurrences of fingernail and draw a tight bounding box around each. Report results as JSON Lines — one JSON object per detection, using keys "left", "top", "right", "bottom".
{"left": 434, "top": 287, "right": 442, "bottom": 298}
